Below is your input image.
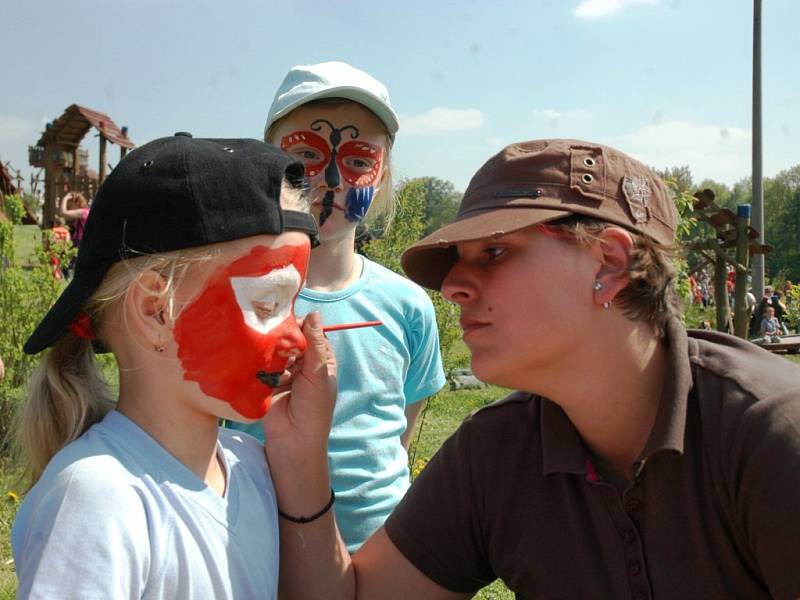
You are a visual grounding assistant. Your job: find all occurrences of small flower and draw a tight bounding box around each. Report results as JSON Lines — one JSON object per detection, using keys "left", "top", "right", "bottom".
{"left": 6, "top": 491, "right": 20, "bottom": 504}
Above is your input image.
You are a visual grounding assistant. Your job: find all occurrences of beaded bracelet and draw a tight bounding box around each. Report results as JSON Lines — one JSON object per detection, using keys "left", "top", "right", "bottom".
{"left": 277, "top": 488, "right": 336, "bottom": 524}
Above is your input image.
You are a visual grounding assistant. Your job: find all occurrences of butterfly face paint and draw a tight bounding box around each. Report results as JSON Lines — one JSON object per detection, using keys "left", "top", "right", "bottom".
{"left": 173, "top": 243, "right": 309, "bottom": 419}
{"left": 281, "top": 120, "right": 384, "bottom": 226}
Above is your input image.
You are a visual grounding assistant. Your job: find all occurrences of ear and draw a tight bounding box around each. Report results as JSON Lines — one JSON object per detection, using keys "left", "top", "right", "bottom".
{"left": 124, "top": 270, "right": 171, "bottom": 351}
{"left": 591, "top": 227, "right": 633, "bottom": 307}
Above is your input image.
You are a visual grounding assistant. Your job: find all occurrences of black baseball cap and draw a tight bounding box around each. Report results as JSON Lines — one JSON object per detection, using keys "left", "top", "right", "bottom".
{"left": 24, "top": 132, "right": 319, "bottom": 354}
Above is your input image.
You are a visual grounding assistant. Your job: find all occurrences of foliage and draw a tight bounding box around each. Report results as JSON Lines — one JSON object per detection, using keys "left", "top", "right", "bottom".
{"left": 363, "top": 179, "right": 463, "bottom": 375}
{"left": 0, "top": 460, "right": 20, "bottom": 598}
{"left": 418, "top": 177, "right": 461, "bottom": 236}
{"left": 655, "top": 173, "right": 697, "bottom": 314}
{"left": 763, "top": 166, "right": 800, "bottom": 282}
{"left": 0, "top": 216, "right": 75, "bottom": 449}
{"left": 784, "top": 285, "right": 800, "bottom": 334}
{"left": 0, "top": 195, "right": 25, "bottom": 225}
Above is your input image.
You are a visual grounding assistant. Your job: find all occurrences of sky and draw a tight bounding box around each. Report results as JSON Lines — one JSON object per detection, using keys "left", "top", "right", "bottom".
{"left": 2, "top": 0, "right": 798, "bottom": 196}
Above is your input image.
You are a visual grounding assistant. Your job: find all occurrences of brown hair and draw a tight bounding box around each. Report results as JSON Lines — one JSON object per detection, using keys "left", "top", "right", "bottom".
{"left": 540, "top": 216, "right": 683, "bottom": 337}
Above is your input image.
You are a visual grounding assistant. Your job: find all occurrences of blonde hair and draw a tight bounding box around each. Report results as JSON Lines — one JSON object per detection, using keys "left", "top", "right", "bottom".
{"left": 68, "top": 192, "right": 89, "bottom": 209}
{"left": 266, "top": 98, "right": 396, "bottom": 231}
{"left": 18, "top": 173, "right": 309, "bottom": 487}
{"left": 16, "top": 247, "right": 215, "bottom": 488}
{"left": 541, "top": 216, "right": 683, "bottom": 337}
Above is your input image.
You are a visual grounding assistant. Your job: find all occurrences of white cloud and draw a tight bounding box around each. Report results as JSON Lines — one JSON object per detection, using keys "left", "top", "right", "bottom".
{"left": 400, "top": 108, "right": 486, "bottom": 135}
{"left": 531, "top": 108, "right": 591, "bottom": 128}
{"left": 485, "top": 136, "right": 504, "bottom": 148}
{"left": 611, "top": 120, "right": 751, "bottom": 185}
{"left": 572, "top": 0, "right": 659, "bottom": 20}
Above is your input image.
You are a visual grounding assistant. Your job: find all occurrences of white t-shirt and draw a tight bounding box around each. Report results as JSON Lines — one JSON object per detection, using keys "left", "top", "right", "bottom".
{"left": 13, "top": 410, "right": 278, "bottom": 599}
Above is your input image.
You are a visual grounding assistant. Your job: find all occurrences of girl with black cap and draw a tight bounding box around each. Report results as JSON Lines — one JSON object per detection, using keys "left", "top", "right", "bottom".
{"left": 12, "top": 134, "right": 329, "bottom": 599}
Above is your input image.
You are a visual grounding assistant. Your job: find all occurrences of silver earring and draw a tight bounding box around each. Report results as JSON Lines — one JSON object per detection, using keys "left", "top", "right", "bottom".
{"left": 155, "top": 337, "right": 165, "bottom": 353}
{"left": 602, "top": 301, "right": 611, "bottom": 309}
{"left": 593, "top": 281, "right": 603, "bottom": 291}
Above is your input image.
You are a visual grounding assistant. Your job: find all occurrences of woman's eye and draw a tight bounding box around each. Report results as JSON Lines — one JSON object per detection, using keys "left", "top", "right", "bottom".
{"left": 484, "top": 246, "right": 506, "bottom": 260}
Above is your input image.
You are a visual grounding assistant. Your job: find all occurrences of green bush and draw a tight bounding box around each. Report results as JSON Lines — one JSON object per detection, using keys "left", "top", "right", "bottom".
{"left": 0, "top": 214, "right": 75, "bottom": 450}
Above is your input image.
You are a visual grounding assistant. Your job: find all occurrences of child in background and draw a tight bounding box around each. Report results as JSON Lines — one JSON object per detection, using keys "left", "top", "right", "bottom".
{"left": 12, "top": 133, "right": 322, "bottom": 599}
{"left": 760, "top": 305, "right": 782, "bottom": 343}
{"left": 227, "top": 61, "right": 446, "bottom": 552}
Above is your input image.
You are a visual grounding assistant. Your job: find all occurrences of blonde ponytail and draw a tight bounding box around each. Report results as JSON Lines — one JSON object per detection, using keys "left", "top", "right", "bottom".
{"left": 17, "top": 334, "right": 114, "bottom": 488}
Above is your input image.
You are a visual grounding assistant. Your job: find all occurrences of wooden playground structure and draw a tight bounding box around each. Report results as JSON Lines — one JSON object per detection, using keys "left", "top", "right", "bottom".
{"left": 27, "top": 104, "right": 134, "bottom": 228}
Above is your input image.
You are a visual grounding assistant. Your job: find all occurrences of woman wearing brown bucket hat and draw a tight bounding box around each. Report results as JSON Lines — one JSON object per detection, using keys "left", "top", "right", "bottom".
{"left": 264, "top": 139, "right": 800, "bottom": 599}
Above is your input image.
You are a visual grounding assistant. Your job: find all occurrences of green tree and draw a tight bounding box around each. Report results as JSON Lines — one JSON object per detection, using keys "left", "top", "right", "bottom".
{"left": 0, "top": 205, "right": 75, "bottom": 449}
{"left": 697, "top": 179, "right": 733, "bottom": 210}
{"left": 363, "top": 179, "right": 462, "bottom": 375}
{"left": 763, "top": 165, "right": 800, "bottom": 282}
{"left": 417, "top": 177, "right": 461, "bottom": 236}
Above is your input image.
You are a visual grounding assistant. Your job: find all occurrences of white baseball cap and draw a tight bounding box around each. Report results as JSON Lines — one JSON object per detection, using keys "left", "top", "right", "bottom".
{"left": 264, "top": 61, "right": 399, "bottom": 143}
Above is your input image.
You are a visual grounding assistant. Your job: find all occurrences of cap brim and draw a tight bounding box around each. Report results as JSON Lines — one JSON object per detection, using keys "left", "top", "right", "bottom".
{"left": 266, "top": 86, "right": 399, "bottom": 141}
{"left": 24, "top": 276, "right": 98, "bottom": 354}
{"left": 401, "top": 206, "right": 572, "bottom": 290}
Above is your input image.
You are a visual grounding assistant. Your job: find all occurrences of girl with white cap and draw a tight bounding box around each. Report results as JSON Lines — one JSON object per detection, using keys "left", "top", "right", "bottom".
{"left": 227, "top": 61, "right": 446, "bottom": 552}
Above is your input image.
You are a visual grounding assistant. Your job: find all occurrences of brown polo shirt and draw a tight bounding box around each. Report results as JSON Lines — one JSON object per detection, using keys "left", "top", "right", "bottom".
{"left": 385, "top": 321, "right": 800, "bottom": 599}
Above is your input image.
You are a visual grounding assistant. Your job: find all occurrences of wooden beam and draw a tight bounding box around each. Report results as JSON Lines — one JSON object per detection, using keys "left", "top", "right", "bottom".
{"left": 98, "top": 134, "right": 107, "bottom": 183}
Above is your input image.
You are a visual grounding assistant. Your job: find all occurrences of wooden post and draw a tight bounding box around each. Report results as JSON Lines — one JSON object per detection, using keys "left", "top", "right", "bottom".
{"left": 714, "top": 258, "right": 731, "bottom": 333}
{"left": 71, "top": 146, "right": 79, "bottom": 194}
{"left": 98, "top": 134, "right": 108, "bottom": 183}
{"left": 733, "top": 204, "right": 752, "bottom": 338}
{"left": 120, "top": 146, "right": 128, "bottom": 160}
{"left": 43, "top": 143, "right": 55, "bottom": 229}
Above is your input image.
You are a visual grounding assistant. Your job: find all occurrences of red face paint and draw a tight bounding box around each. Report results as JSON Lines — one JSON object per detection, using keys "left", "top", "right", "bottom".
{"left": 173, "top": 243, "right": 310, "bottom": 419}
{"left": 280, "top": 131, "right": 331, "bottom": 178}
{"left": 336, "top": 140, "right": 384, "bottom": 187}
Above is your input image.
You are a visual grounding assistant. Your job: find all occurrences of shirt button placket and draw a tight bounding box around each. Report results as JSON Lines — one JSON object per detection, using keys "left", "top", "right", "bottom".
{"left": 618, "top": 490, "right": 651, "bottom": 599}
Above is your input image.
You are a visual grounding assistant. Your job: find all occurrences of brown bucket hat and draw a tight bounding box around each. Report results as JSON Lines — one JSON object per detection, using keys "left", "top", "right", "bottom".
{"left": 401, "top": 138, "right": 678, "bottom": 290}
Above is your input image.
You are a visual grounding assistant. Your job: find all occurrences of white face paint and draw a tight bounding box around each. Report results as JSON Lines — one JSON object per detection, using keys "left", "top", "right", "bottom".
{"left": 229, "top": 264, "right": 302, "bottom": 335}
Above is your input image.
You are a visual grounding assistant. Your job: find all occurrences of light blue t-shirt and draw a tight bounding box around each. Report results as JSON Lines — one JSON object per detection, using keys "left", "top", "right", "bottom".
{"left": 228, "top": 256, "right": 446, "bottom": 551}
{"left": 13, "top": 410, "right": 279, "bottom": 600}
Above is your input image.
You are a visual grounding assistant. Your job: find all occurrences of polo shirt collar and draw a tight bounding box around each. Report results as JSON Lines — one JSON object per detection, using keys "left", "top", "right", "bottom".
{"left": 541, "top": 318, "right": 694, "bottom": 478}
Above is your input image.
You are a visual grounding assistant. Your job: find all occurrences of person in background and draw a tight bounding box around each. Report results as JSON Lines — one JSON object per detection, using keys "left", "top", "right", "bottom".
{"left": 12, "top": 134, "right": 321, "bottom": 599}
{"left": 58, "top": 191, "right": 90, "bottom": 249}
{"left": 264, "top": 139, "right": 800, "bottom": 599}
{"left": 48, "top": 216, "right": 72, "bottom": 279}
{"left": 759, "top": 305, "right": 782, "bottom": 344}
{"left": 227, "top": 61, "right": 446, "bottom": 552}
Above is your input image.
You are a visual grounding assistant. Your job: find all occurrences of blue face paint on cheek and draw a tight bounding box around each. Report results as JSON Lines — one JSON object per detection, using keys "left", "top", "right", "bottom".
{"left": 344, "top": 186, "right": 375, "bottom": 222}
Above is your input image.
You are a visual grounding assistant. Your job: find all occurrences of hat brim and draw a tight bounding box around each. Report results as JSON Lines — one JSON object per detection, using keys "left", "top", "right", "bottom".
{"left": 401, "top": 206, "right": 572, "bottom": 290}
{"left": 23, "top": 275, "right": 99, "bottom": 354}
{"left": 265, "top": 86, "right": 399, "bottom": 141}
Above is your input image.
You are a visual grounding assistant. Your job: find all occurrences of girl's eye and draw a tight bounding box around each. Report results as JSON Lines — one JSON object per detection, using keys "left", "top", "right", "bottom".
{"left": 293, "top": 148, "right": 320, "bottom": 162}
{"left": 344, "top": 157, "right": 374, "bottom": 171}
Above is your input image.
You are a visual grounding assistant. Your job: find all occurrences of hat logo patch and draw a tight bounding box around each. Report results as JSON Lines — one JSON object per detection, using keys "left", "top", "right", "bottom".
{"left": 622, "top": 175, "right": 651, "bottom": 224}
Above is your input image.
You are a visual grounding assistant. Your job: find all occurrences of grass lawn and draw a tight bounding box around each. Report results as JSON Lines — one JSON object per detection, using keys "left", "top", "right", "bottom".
{"left": 12, "top": 225, "right": 42, "bottom": 267}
